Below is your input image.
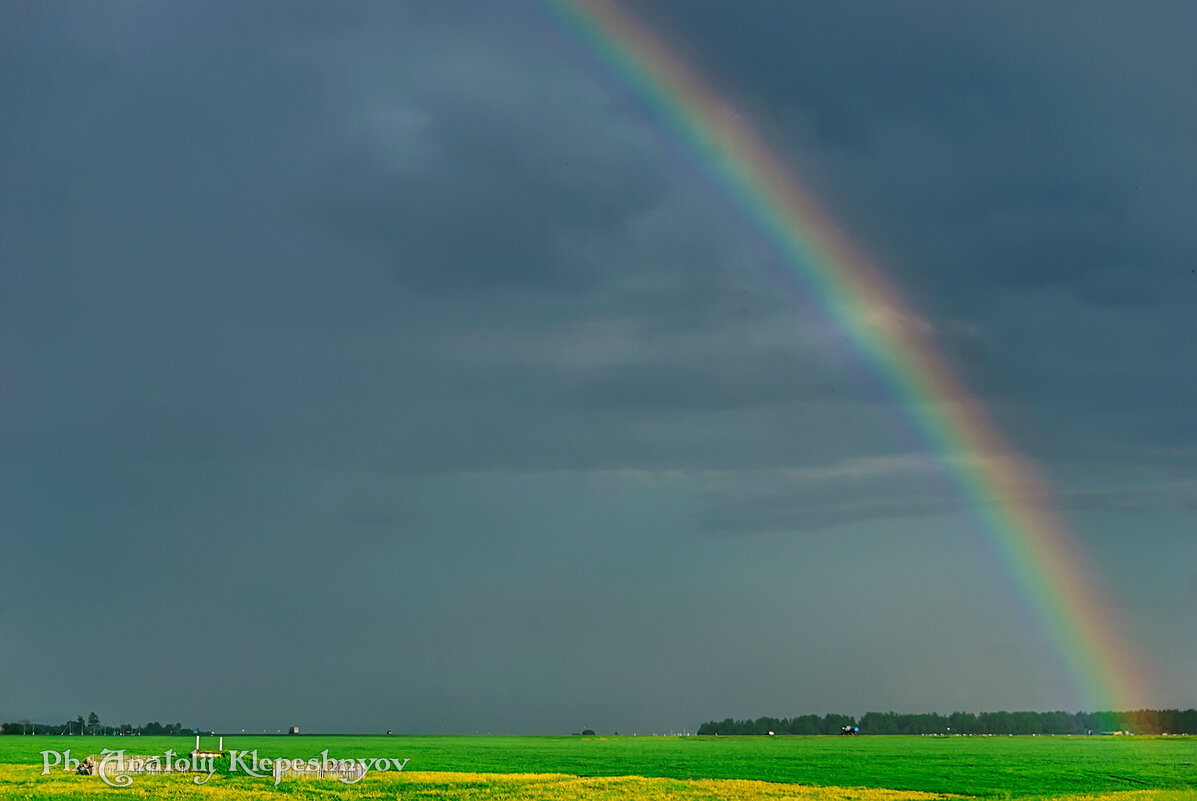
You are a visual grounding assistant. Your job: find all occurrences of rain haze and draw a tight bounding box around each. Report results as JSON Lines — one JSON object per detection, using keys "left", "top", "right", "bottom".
{"left": 2, "top": 1, "right": 1195, "bottom": 734}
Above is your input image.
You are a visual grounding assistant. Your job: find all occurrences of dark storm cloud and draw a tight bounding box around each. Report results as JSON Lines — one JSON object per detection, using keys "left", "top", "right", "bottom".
{"left": 2, "top": 1, "right": 1195, "bottom": 733}
{"left": 653, "top": 1, "right": 1197, "bottom": 311}
{"left": 311, "top": 67, "right": 667, "bottom": 294}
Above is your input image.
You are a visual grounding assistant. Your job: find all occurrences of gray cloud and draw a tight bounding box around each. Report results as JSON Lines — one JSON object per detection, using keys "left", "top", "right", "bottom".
{"left": 2, "top": 0, "right": 1194, "bottom": 732}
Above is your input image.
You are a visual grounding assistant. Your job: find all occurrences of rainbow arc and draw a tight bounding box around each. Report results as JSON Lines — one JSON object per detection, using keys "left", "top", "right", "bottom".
{"left": 548, "top": 0, "right": 1150, "bottom": 716}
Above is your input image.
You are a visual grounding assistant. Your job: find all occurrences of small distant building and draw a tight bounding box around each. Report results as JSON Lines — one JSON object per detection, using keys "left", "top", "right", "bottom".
{"left": 288, "top": 726, "right": 300, "bottom": 735}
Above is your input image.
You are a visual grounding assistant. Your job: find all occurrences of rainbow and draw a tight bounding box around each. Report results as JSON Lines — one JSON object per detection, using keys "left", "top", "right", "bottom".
{"left": 546, "top": 0, "right": 1149, "bottom": 714}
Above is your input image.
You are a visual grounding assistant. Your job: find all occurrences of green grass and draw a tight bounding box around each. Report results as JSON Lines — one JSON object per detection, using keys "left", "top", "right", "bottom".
{"left": 1, "top": 734, "right": 1194, "bottom": 799}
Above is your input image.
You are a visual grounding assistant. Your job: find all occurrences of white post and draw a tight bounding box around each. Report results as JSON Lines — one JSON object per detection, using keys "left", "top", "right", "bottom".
{"left": 195, "top": 734, "right": 200, "bottom": 753}
{"left": 218, "top": 736, "right": 223, "bottom": 751}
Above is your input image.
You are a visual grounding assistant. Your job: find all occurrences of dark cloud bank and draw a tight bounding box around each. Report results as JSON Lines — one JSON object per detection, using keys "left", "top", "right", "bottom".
{"left": 2, "top": 1, "right": 1194, "bottom": 733}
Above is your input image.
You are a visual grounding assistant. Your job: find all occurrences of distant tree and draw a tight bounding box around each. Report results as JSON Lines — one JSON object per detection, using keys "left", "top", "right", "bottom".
{"left": 859, "top": 711, "right": 898, "bottom": 734}
{"left": 87, "top": 712, "right": 100, "bottom": 735}
{"left": 581, "top": 729, "right": 595, "bottom": 736}
{"left": 791, "top": 715, "right": 822, "bottom": 735}
{"left": 821, "top": 714, "right": 856, "bottom": 735}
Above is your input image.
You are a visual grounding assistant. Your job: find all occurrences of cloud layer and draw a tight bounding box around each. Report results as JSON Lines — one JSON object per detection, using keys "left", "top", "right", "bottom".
{"left": 2, "top": 1, "right": 1195, "bottom": 733}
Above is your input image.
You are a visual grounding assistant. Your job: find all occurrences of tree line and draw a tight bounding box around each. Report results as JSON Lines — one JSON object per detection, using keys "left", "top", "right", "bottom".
{"left": 698, "top": 713, "right": 857, "bottom": 735}
{"left": 0, "top": 715, "right": 193, "bottom": 736}
{"left": 698, "top": 709, "right": 1197, "bottom": 735}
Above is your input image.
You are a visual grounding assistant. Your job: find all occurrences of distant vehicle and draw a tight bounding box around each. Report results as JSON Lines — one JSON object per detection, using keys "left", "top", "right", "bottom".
{"left": 841, "top": 725, "right": 860, "bottom": 735}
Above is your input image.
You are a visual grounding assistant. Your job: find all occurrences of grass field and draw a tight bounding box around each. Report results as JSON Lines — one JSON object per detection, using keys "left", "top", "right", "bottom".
{"left": 0, "top": 734, "right": 1193, "bottom": 800}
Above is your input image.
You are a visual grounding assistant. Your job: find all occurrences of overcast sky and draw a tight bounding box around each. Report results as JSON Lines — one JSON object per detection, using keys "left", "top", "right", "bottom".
{"left": 3, "top": 1, "right": 1195, "bottom": 734}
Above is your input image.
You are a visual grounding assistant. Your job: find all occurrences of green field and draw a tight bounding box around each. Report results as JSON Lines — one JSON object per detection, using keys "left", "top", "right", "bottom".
{"left": 1, "top": 734, "right": 1194, "bottom": 800}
